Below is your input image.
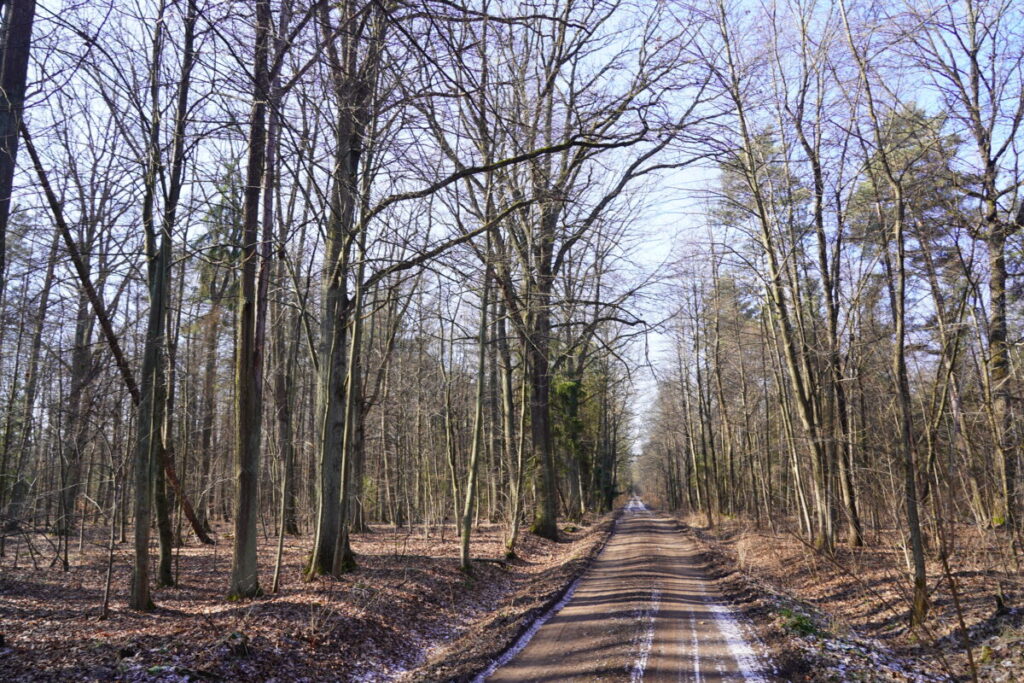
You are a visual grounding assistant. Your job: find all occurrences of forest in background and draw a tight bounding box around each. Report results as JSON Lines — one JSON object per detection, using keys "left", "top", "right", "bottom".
{"left": 0, "top": 0, "right": 1021, "bottom": 659}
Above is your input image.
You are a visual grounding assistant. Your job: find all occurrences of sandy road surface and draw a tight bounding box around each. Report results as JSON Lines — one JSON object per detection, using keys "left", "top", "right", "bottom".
{"left": 482, "top": 499, "right": 770, "bottom": 682}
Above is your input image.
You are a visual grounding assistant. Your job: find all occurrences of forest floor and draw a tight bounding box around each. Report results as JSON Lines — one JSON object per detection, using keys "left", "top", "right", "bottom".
{"left": 0, "top": 513, "right": 615, "bottom": 682}
{"left": 677, "top": 513, "right": 1024, "bottom": 682}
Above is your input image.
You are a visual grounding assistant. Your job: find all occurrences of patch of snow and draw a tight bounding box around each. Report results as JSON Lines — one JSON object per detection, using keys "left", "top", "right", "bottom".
{"left": 471, "top": 576, "right": 583, "bottom": 682}
{"left": 628, "top": 588, "right": 661, "bottom": 682}
{"left": 624, "top": 496, "right": 649, "bottom": 513}
{"left": 688, "top": 611, "right": 704, "bottom": 683}
{"left": 705, "top": 600, "right": 769, "bottom": 682}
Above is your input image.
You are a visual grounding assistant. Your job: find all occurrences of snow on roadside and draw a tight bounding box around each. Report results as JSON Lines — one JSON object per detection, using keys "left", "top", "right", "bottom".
{"left": 809, "top": 633, "right": 945, "bottom": 681}
{"left": 403, "top": 513, "right": 619, "bottom": 682}
{"left": 691, "top": 564, "right": 772, "bottom": 682}
{"left": 680, "top": 518, "right": 950, "bottom": 681}
{"left": 765, "top": 596, "right": 944, "bottom": 681}
{"left": 470, "top": 576, "right": 583, "bottom": 682}
{"left": 705, "top": 600, "right": 769, "bottom": 682}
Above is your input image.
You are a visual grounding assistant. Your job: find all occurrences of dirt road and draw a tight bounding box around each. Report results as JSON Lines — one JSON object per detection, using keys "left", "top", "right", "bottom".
{"left": 481, "top": 499, "right": 771, "bottom": 682}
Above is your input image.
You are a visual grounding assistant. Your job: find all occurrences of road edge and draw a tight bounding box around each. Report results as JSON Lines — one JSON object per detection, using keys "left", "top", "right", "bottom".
{"left": 404, "top": 508, "right": 623, "bottom": 683}
{"left": 675, "top": 517, "right": 947, "bottom": 681}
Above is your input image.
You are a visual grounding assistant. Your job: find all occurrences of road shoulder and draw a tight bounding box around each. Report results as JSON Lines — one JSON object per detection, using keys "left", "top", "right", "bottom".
{"left": 679, "top": 517, "right": 947, "bottom": 681}
{"left": 402, "top": 511, "right": 620, "bottom": 682}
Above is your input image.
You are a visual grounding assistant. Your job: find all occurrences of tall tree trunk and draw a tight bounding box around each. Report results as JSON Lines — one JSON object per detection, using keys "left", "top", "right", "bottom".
{"left": 500, "top": 303, "right": 526, "bottom": 556}
{"left": 227, "top": 0, "right": 271, "bottom": 600}
{"left": 308, "top": 0, "right": 364, "bottom": 576}
{"left": 528, "top": 325, "right": 558, "bottom": 539}
{"left": 273, "top": 252, "right": 299, "bottom": 537}
{"left": 884, "top": 198, "right": 929, "bottom": 627}
{"left": 840, "top": 0, "right": 928, "bottom": 621}
{"left": 0, "top": 0, "right": 35, "bottom": 296}
{"left": 129, "top": 0, "right": 174, "bottom": 610}
{"left": 60, "top": 265, "right": 95, "bottom": 536}
{"left": 266, "top": 0, "right": 297, "bottom": 538}
{"left": 308, "top": 219, "right": 348, "bottom": 575}
{"left": 156, "top": 254, "right": 187, "bottom": 585}
{"left": 131, "top": 226, "right": 167, "bottom": 611}
{"left": 987, "top": 230, "right": 1017, "bottom": 527}
{"left": 197, "top": 301, "right": 220, "bottom": 532}
{"left": 461, "top": 264, "right": 490, "bottom": 571}
{"left": 154, "top": 392, "right": 174, "bottom": 587}
{"left": 332, "top": 230, "right": 365, "bottom": 575}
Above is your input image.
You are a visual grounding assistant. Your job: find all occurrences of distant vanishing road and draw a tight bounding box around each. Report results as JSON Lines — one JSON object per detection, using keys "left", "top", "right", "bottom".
{"left": 481, "top": 499, "right": 772, "bottom": 682}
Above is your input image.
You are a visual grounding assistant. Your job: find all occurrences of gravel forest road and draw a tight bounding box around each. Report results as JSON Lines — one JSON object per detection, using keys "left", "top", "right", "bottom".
{"left": 482, "top": 499, "right": 771, "bottom": 682}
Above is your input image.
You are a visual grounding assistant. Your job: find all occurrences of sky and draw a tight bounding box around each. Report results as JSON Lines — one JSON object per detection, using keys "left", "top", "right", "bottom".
{"left": 628, "top": 161, "right": 719, "bottom": 455}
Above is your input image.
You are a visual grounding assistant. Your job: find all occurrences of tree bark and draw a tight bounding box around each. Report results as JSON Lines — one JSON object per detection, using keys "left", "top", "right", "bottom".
{"left": 227, "top": 0, "right": 271, "bottom": 600}
{"left": 0, "top": 0, "right": 35, "bottom": 295}
{"left": 461, "top": 261, "right": 490, "bottom": 571}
